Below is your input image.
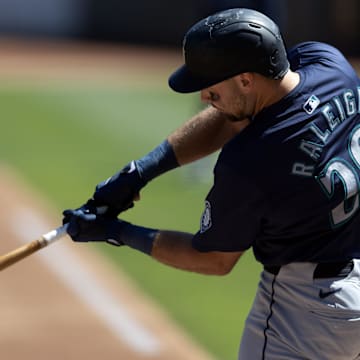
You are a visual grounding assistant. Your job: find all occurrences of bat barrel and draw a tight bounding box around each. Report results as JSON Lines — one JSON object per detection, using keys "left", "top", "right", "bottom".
{"left": 0, "top": 239, "right": 45, "bottom": 271}
{"left": 0, "top": 224, "right": 68, "bottom": 271}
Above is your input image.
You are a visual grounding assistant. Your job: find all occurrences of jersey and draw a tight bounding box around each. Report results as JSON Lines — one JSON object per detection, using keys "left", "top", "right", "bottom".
{"left": 192, "top": 41, "right": 360, "bottom": 266}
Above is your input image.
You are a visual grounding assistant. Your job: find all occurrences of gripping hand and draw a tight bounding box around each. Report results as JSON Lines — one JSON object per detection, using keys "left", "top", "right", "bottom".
{"left": 63, "top": 207, "right": 157, "bottom": 254}
{"left": 93, "top": 160, "right": 147, "bottom": 216}
{"left": 91, "top": 140, "right": 178, "bottom": 216}
{"left": 63, "top": 208, "right": 128, "bottom": 246}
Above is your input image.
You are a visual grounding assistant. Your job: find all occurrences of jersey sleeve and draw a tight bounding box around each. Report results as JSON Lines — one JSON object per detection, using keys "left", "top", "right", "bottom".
{"left": 288, "top": 41, "right": 358, "bottom": 80}
{"left": 192, "top": 161, "right": 265, "bottom": 252}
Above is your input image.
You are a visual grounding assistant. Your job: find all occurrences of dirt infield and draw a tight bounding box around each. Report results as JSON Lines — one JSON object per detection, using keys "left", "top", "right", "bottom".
{"left": 0, "top": 166, "right": 213, "bottom": 360}
{"left": 0, "top": 39, "right": 213, "bottom": 360}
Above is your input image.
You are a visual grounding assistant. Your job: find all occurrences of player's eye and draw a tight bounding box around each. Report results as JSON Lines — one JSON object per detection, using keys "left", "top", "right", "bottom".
{"left": 209, "top": 91, "right": 220, "bottom": 102}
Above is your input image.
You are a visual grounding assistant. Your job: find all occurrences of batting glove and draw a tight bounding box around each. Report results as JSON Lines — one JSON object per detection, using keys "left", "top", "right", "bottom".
{"left": 63, "top": 208, "right": 157, "bottom": 254}
{"left": 92, "top": 140, "right": 179, "bottom": 216}
{"left": 63, "top": 208, "right": 127, "bottom": 246}
{"left": 93, "top": 160, "right": 147, "bottom": 216}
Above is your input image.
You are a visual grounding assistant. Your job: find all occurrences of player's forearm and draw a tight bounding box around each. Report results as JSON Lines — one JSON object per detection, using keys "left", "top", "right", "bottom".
{"left": 151, "top": 230, "right": 242, "bottom": 275}
{"left": 64, "top": 210, "right": 243, "bottom": 274}
{"left": 168, "top": 107, "right": 249, "bottom": 165}
{"left": 132, "top": 107, "right": 248, "bottom": 182}
{"left": 90, "top": 108, "right": 249, "bottom": 213}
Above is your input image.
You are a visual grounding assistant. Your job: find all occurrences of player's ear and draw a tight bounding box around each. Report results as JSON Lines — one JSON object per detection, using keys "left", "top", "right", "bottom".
{"left": 236, "top": 73, "right": 254, "bottom": 92}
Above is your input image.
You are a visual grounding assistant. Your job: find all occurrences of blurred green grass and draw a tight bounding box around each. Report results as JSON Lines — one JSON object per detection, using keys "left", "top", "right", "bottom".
{"left": 0, "top": 84, "right": 261, "bottom": 359}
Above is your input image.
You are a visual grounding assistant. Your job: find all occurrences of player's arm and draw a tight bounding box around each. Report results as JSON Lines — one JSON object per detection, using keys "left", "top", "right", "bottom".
{"left": 90, "top": 107, "right": 249, "bottom": 214}
{"left": 169, "top": 106, "right": 249, "bottom": 165}
{"left": 63, "top": 210, "right": 243, "bottom": 275}
{"left": 151, "top": 230, "right": 243, "bottom": 275}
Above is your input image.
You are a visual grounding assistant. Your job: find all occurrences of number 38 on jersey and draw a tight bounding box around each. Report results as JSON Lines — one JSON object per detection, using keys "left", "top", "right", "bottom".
{"left": 317, "top": 125, "right": 360, "bottom": 228}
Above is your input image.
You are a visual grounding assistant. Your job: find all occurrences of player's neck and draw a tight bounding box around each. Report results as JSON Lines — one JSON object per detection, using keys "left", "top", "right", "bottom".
{"left": 256, "top": 71, "right": 300, "bottom": 113}
{"left": 280, "top": 70, "right": 301, "bottom": 96}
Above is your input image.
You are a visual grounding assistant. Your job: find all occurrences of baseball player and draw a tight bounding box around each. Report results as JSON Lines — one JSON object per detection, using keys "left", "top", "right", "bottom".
{"left": 63, "top": 8, "right": 360, "bottom": 359}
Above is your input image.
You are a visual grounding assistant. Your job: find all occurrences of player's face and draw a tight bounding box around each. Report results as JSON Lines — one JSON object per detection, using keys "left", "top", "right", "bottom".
{"left": 200, "top": 77, "right": 254, "bottom": 121}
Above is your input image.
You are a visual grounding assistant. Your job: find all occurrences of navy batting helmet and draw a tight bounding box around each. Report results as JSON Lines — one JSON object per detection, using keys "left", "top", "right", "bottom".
{"left": 168, "top": 8, "right": 290, "bottom": 93}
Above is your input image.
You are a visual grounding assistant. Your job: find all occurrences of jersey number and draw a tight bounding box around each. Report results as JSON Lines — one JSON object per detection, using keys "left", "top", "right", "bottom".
{"left": 318, "top": 126, "right": 360, "bottom": 227}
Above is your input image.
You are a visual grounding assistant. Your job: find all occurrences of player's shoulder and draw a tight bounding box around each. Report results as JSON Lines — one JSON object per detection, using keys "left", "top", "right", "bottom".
{"left": 288, "top": 41, "right": 347, "bottom": 68}
{"left": 288, "top": 41, "right": 342, "bottom": 56}
{"left": 288, "top": 41, "right": 357, "bottom": 81}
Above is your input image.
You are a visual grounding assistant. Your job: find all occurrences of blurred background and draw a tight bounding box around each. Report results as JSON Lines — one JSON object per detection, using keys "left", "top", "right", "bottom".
{"left": 0, "top": 0, "right": 358, "bottom": 54}
{"left": 0, "top": 1, "right": 359, "bottom": 360}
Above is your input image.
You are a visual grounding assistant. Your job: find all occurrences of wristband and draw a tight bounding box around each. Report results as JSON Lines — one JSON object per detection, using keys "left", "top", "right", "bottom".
{"left": 109, "top": 221, "right": 158, "bottom": 255}
{"left": 136, "top": 140, "right": 179, "bottom": 182}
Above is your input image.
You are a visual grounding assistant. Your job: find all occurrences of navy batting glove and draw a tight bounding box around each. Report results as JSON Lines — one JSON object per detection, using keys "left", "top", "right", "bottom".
{"left": 92, "top": 140, "right": 179, "bottom": 216}
{"left": 62, "top": 199, "right": 107, "bottom": 225}
{"left": 93, "top": 160, "right": 147, "bottom": 216}
{"left": 63, "top": 208, "right": 128, "bottom": 246}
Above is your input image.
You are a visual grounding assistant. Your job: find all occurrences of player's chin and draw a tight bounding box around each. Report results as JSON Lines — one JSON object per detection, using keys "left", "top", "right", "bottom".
{"left": 226, "top": 114, "right": 247, "bottom": 122}
{"left": 223, "top": 111, "right": 248, "bottom": 122}
{"left": 212, "top": 106, "right": 245, "bottom": 122}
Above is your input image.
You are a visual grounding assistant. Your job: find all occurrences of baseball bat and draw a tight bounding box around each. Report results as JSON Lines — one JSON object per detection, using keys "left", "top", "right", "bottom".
{"left": 0, "top": 224, "right": 68, "bottom": 271}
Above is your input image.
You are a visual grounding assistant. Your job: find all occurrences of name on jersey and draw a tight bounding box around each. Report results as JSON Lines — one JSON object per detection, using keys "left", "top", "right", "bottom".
{"left": 292, "top": 87, "right": 360, "bottom": 177}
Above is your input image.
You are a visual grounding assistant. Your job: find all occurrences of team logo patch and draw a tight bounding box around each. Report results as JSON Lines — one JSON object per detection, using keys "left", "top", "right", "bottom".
{"left": 303, "top": 94, "right": 320, "bottom": 114}
{"left": 200, "top": 201, "right": 212, "bottom": 233}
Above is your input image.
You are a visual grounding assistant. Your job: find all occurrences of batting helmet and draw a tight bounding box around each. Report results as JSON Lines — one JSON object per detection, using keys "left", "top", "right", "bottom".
{"left": 168, "top": 8, "right": 290, "bottom": 93}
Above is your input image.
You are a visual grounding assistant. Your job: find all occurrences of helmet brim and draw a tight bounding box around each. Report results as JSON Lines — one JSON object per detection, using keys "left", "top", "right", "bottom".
{"left": 168, "top": 65, "right": 225, "bottom": 94}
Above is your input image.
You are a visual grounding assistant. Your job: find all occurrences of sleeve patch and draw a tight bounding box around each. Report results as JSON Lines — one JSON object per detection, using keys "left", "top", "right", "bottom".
{"left": 200, "top": 201, "right": 212, "bottom": 233}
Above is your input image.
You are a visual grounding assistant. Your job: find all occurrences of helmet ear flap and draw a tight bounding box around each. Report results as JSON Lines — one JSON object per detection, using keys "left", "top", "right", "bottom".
{"left": 269, "top": 49, "right": 281, "bottom": 77}
{"left": 271, "top": 50, "right": 279, "bottom": 65}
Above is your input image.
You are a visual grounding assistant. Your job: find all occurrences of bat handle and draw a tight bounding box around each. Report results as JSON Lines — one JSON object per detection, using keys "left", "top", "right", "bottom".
{"left": 0, "top": 224, "right": 68, "bottom": 271}
{"left": 42, "top": 224, "right": 69, "bottom": 246}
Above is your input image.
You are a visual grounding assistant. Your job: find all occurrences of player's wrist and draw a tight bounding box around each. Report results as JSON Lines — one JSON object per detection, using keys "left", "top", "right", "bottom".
{"left": 135, "top": 139, "right": 179, "bottom": 182}
{"left": 109, "top": 221, "right": 158, "bottom": 255}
